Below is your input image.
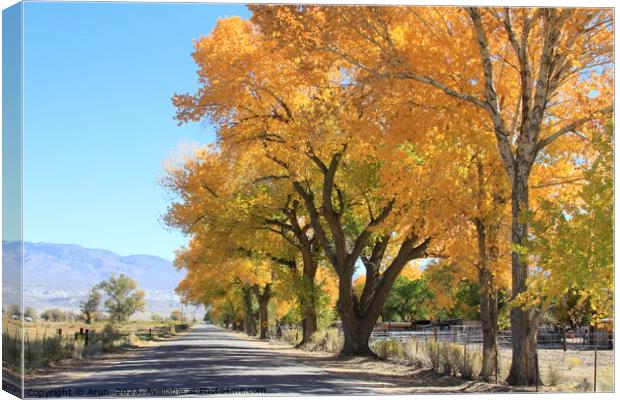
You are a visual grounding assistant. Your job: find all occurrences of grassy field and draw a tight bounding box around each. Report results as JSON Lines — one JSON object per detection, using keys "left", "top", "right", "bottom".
{"left": 2, "top": 317, "right": 191, "bottom": 373}
{"left": 3, "top": 318, "right": 180, "bottom": 337}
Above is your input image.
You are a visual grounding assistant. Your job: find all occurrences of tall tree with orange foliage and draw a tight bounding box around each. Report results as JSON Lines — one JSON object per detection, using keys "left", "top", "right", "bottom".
{"left": 250, "top": 6, "right": 613, "bottom": 383}
{"left": 172, "top": 17, "right": 459, "bottom": 355}
{"left": 162, "top": 145, "right": 289, "bottom": 338}
{"left": 162, "top": 142, "right": 328, "bottom": 342}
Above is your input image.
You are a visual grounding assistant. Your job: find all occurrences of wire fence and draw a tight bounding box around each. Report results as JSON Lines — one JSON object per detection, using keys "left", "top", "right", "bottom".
{"left": 369, "top": 327, "right": 614, "bottom": 392}
{"left": 274, "top": 324, "right": 613, "bottom": 392}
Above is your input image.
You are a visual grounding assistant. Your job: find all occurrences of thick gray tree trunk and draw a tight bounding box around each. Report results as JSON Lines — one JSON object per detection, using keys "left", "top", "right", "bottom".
{"left": 242, "top": 287, "right": 257, "bottom": 337}
{"left": 479, "top": 267, "right": 499, "bottom": 381}
{"left": 506, "top": 177, "right": 540, "bottom": 385}
{"left": 338, "top": 281, "right": 376, "bottom": 356}
{"left": 256, "top": 284, "right": 271, "bottom": 339}
{"left": 298, "top": 243, "right": 319, "bottom": 346}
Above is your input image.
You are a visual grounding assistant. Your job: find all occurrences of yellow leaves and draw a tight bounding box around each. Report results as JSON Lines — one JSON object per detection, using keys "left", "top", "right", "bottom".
{"left": 389, "top": 25, "right": 409, "bottom": 49}
{"left": 353, "top": 275, "right": 365, "bottom": 297}
{"left": 168, "top": 6, "right": 613, "bottom": 330}
{"left": 400, "top": 264, "right": 422, "bottom": 281}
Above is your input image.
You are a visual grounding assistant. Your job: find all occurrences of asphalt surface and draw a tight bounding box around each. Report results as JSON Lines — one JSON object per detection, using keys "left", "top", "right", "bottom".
{"left": 25, "top": 324, "right": 381, "bottom": 397}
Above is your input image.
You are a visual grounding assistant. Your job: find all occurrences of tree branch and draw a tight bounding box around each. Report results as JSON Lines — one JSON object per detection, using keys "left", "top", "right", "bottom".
{"left": 536, "top": 105, "right": 613, "bottom": 152}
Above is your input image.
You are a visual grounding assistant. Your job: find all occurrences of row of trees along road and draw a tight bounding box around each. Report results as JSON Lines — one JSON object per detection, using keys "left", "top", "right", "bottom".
{"left": 163, "top": 6, "right": 613, "bottom": 385}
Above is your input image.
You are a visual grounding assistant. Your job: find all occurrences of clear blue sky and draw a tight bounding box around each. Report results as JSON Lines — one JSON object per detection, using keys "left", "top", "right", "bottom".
{"left": 23, "top": 2, "right": 251, "bottom": 260}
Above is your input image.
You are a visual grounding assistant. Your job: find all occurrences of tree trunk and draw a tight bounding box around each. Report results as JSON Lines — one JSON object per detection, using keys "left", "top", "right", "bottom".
{"left": 340, "top": 312, "right": 375, "bottom": 356}
{"left": 474, "top": 203, "right": 501, "bottom": 382}
{"left": 337, "top": 279, "right": 377, "bottom": 356}
{"left": 298, "top": 254, "right": 318, "bottom": 346}
{"left": 479, "top": 268, "right": 499, "bottom": 382}
{"left": 256, "top": 284, "right": 272, "bottom": 339}
{"left": 508, "top": 317, "right": 540, "bottom": 385}
{"left": 242, "top": 287, "right": 257, "bottom": 337}
{"left": 290, "top": 153, "right": 430, "bottom": 358}
{"left": 506, "top": 175, "right": 540, "bottom": 386}
{"left": 337, "top": 238, "right": 430, "bottom": 356}
{"left": 300, "top": 303, "right": 318, "bottom": 346}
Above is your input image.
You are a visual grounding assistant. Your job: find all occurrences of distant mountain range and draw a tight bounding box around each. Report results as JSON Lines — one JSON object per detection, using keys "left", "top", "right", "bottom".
{"left": 2, "top": 241, "right": 194, "bottom": 317}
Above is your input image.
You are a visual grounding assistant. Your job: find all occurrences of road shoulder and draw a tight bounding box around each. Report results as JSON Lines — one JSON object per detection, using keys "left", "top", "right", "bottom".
{"left": 225, "top": 329, "right": 514, "bottom": 394}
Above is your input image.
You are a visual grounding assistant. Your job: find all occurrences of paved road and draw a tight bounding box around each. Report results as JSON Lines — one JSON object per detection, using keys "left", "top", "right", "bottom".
{"left": 26, "top": 324, "right": 381, "bottom": 397}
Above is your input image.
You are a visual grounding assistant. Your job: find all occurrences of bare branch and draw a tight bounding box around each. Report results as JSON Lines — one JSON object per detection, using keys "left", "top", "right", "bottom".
{"left": 536, "top": 105, "right": 613, "bottom": 152}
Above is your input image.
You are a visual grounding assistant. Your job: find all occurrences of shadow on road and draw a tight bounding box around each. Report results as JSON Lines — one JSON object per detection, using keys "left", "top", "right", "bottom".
{"left": 25, "top": 324, "right": 383, "bottom": 396}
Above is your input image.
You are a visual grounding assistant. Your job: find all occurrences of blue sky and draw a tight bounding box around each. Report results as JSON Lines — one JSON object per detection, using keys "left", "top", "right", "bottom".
{"left": 23, "top": 2, "right": 250, "bottom": 260}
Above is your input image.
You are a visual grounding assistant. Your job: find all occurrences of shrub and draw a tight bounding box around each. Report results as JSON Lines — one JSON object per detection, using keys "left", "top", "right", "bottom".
{"left": 439, "top": 343, "right": 462, "bottom": 376}
{"left": 402, "top": 340, "right": 425, "bottom": 368}
{"left": 372, "top": 339, "right": 401, "bottom": 360}
{"left": 101, "top": 324, "right": 120, "bottom": 351}
{"left": 457, "top": 347, "right": 480, "bottom": 380}
{"left": 324, "top": 328, "right": 343, "bottom": 353}
{"left": 282, "top": 329, "right": 300, "bottom": 346}
{"left": 419, "top": 341, "right": 479, "bottom": 379}
{"left": 43, "top": 336, "right": 66, "bottom": 365}
{"left": 309, "top": 328, "right": 342, "bottom": 353}
{"left": 388, "top": 340, "right": 404, "bottom": 359}
{"left": 423, "top": 340, "right": 441, "bottom": 371}
{"left": 439, "top": 343, "right": 452, "bottom": 375}
{"left": 125, "top": 332, "right": 144, "bottom": 347}
{"left": 72, "top": 337, "right": 85, "bottom": 359}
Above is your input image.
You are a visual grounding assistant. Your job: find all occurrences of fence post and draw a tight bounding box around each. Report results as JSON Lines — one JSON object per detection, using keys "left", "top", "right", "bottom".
{"left": 593, "top": 346, "right": 597, "bottom": 392}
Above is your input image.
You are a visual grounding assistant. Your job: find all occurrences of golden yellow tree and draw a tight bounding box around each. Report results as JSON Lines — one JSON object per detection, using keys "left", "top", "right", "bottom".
{"left": 250, "top": 6, "right": 613, "bottom": 383}
{"left": 172, "top": 17, "right": 460, "bottom": 355}
{"left": 163, "top": 140, "right": 339, "bottom": 342}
